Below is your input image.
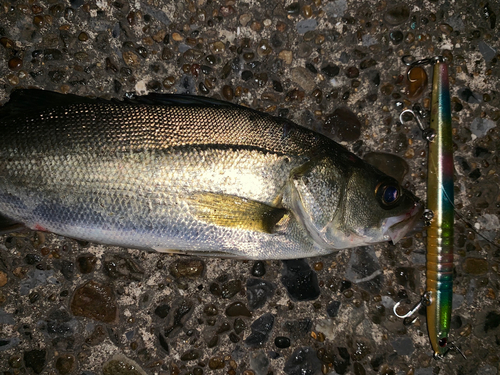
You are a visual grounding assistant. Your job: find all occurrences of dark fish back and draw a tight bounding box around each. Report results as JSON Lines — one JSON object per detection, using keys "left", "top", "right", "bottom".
{"left": 0, "top": 90, "right": 329, "bottom": 157}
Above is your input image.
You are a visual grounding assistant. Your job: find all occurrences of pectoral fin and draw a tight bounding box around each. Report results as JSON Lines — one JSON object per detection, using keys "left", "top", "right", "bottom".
{"left": 186, "top": 193, "right": 287, "bottom": 233}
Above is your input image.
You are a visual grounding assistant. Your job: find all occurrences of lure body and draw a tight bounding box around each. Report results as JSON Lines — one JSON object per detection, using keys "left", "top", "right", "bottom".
{"left": 426, "top": 60, "right": 454, "bottom": 356}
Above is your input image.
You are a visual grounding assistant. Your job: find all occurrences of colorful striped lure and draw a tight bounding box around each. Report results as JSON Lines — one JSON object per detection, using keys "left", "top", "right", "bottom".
{"left": 426, "top": 58, "right": 454, "bottom": 357}
{"left": 395, "top": 56, "right": 456, "bottom": 358}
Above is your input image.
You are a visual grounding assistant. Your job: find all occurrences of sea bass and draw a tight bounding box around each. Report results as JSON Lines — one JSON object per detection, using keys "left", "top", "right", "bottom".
{"left": 0, "top": 89, "right": 423, "bottom": 259}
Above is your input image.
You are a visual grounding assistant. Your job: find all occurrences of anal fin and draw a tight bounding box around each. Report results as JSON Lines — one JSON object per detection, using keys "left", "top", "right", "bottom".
{"left": 186, "top": 193, "right": 287, "bottom": 233}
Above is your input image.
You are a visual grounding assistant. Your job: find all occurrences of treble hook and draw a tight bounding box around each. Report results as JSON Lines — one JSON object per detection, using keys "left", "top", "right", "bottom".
{"left": 393, "top": 292, "right": 431, "bottom": 324}
{"left": 400, "top": 108, "right": 436, "bottom": 142}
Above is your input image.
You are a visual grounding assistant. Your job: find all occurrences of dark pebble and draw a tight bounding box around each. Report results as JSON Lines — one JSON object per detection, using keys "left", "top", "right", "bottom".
{"left": 254, "top": 72, "right": 268, "bottom": 87}
{"left": 281, "top": 260, "right": 320, "bottom": 302}
{"left": 241, "top": 70, "right": 253, "bottom": 81}
{"left": 283, "top": 318, "right": 312, "bottom": 340}
{"left": 221, "top": 279, "right": 241, "bottom": 299}
{"left": 384, "top": 4, "right": 410, "bottom": 26}
{"left": 458, "top": 88, "right": 480, "bottom": 104}
{"left": 340, "top": 280, "right": 352, "bottom": 292}
{"left": 180, "top": 349, "right": 200, "bottom": 361}
{"left": 326, "top": 301, "right": 341, "bottom": 317}
{"left": 251, "top": 261, "right": 266, "bottom": 277}
{"left": 275, "top": 336, "right": 291, "bottom": 348}
{"left": 353, "top": 362, "right": 366, "bottom": 375}
{"left": 43, "top": 48, "right": 63, "bottom": 61}
{"left": 234, "top": 317, "right": 246, "bottom": 334}
{"left": 222, "top": 85, "right": 234, "bottom": 101}
{"left": 245, "top": 313, "right": 274, "bottom": 348}
{"left": 70, "top": 280, "right": 117, "bottom": 323}
{"left": 286, "top": 2, "right": 300, "bottom": 15}
{"left": 370, "top": 354, "right": 384, "bottom": 371}
{"left": 198, "top": 82, "right": 209, "bottom": 94}
{"left": 305, "top": 62, "right": 318, "bottom": 74}
{"left": 229, "top": 332, "right": 240, "bottom": 343}
{"left": 360, "top": 59, "right": 377, "bottom": 69}
{"left": 389, "top": 30, "right": 404, "bottom": 44}
{"left": 55, "top": 354, "right": 75, "bottom": 375}
{"left": 58, "top": 260, "right": 74, "bottom": 280}
{"left": 321, "top": 64, "right": 340, "bottom": 77}
{"left": 25, "top": 253, "right": 42, "bottom": 265}
{"left": 225, "top": 301, "right": 252, "bottom": 317}
{"left": 0, "top": 37, "right": 14, "bottom": 48}
{"left": 46, "top": 309, "right": 73, "bottom": 336}
{"left": 154, "top": 304, "right": 170, "bottom": 319}
{"left": 483, "top": 3, "right": 496, "bottom": 29}
{"left": 345, "top": 66, "right": 359, "bottom": 78}
{"left": 24, "top": 349, "right": 46, "bottom": 374}
{"left": 208, "top": 357, "right": 225, "bottom": 370}
{"left": 272, "top": 80, "right": 283, "bottom": 93}
{"left": 243, "top": 51, "right": 255, "bottom": 61}
{"left": 246, "top": 278, "right": 275, "bottom": 309}
{"left": 451, "top": 315, "right": 463, "bottom": 329}
{"left": 103, "top": 255, "right": 143, "bottom": 281}
{"left": 469, "top": 168, "right": 481, "bottom": 181}
{"left": 484, "top": 311, "right": 500, "bottom": 333}
{"left": 283, "top": 347, "right": 321, "bottom": 375}
{"left": 324, "top": 107, "right": 362, "bottom": 142}
{"left": 8, "top": 57, "right": 23, "bottom": 70}
{"left": 170, "top": 259, "right": 204, "bottom": 278}
{"left": 474, "top": 146, "right": 489, "bottom": 157}
{"left": 77, "top": 254, "right": 96, "bottom": 274}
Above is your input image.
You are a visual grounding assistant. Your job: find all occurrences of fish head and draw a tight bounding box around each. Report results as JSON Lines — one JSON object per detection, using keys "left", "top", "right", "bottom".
{"left": 291, "top": 154, "right": 423, "bottom": 249}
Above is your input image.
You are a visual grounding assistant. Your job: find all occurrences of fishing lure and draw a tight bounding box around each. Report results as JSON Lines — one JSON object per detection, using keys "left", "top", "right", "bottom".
{"left": 395, "top": 56, "right": 459, "bottom": 358}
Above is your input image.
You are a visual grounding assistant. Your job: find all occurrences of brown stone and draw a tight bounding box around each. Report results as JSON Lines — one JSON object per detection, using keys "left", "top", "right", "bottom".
{"left": 70, "top": 280, "right": 117, "bottom": 323}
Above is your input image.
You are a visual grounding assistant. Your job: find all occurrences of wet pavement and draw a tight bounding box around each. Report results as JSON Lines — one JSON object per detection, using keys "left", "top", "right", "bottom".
{"left": 0, "top": 0, "right": 499, "bottom": 374}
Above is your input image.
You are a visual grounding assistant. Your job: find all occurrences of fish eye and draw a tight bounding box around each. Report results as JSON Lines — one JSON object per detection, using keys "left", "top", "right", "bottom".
{"left": 375, "top": 181, "right": 401, "bottom": 207}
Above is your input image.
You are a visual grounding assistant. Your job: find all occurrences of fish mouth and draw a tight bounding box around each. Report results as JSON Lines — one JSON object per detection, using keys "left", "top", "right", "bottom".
{"left": 383, "top": 202, "right": 425, "bottom": 244}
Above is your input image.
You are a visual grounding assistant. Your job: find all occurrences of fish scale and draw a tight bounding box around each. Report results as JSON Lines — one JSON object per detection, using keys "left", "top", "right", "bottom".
{"left": 0, "top": 90, "right": 423, "bottom": 259}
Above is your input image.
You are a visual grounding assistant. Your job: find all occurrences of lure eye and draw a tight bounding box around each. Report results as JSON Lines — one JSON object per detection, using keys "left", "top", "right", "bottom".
{"left": 375, "top": 181, "right": 401, "bottom": 207}
{"left": 438, "top": 337, "right": 447, "bottom": 347}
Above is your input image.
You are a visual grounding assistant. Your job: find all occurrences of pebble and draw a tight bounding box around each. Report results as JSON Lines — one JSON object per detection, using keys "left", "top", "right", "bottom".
{"left": 70, "top": 280, "right": 117, "bottom": 323}
{"left": 0, "top": 37, "right": 14, "bottom": 48}
{"left": 77, "top": 254, "right": 97, "bottom": 274}
{"left": 245, "top": 313, "right": 274, "bottom": 348}
{"left": 234, "top": 317, "right": 246, "bottom": 334}
{"left": 324, "top": 107, "right": 362, "bottom": 142}
{"left": 0, "top": 271, "right": 7, "bottom": 287}
{"left": 326, "top": 301, "right": 341, "bottom": 317}
{"left": 389, "top": 30, "right": 404, "bottom": 44}
{"left": 291, "top": 67, "right": 315, "bottom": 92}
{"left": 102, "top": 355, "right": 147, "bottom": 375}
{"left": 251, "top": 261, "right": 266, "bottom": 277}
{"left": 208, "top": 356, "right": 225, "bottom": 370}
{"left": 55, "top": 354, "right": 75, "bottom": 375}
{"left": 383, "top": 4, "right": 410, "bottom": 26}
{"left": 321, "top": 64, "right": 340, "bottom": 78}
{"left": 281, "top": 260, "right": 320, "bottom": 301}
{"left": 283, "top": 347, "right": 321, "bottom": 375}
{"left": 246, "top": 278, "right": 275, "bottom": 309}
{"left": 463, "top": 258, "right": 488, "bottom": 275}
{"left": 484, "top": 311, "right": 500, "bottom": 333}
{"left": 363, "top": 152, "right": 409, "bottom": 183}
{"left": 278, "top": 50, "right": 293, "bottom": 65}
{"left": 470, "top": 117, "right": 496, "bottom": 137}
{"left": 275, "top": 336, "right": 291, "bottom": 348}
{"left": 257, "top": 40, "right": 272, "bottom": 56}
{"left": 407, "top": 66, "right": 428, "bottom": 99}
{"left": 24, "top": 349, "right": 46, "bottom": 374}
{"left": 286, "top": 2, "right": 300, "bottom": 15}
{"left": 226, "top": 301, "right": 252, "bottom": 317}
{"left": 390, "top": 336, "right": 415, "bottom": 356}
{"left": 8, "top": 57, "right": 23, "bottom": 71}
{"left": 345, "top": 66, "right": 359, "bottom": 78}
{"left": 296, "top": 19, "right": 318, "bottom": 34}
{"left": 122, "top": 50, "right": 141, "bottom": 67}
{"left": 169, "top": 259, "right": 204, "bottom": 278}
{"left": 103, "top": 255, "right": 143, "bottom": 280}
{"left": 359, "top": 59, "right": 377, "bottom": 69}
{"left": 154, "top": 304, "right": 170, "bottom": 319}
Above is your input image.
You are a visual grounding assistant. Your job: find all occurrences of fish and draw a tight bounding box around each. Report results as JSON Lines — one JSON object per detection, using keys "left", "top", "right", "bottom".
{"left": 0, "top": 89, "right": 423, "bottom": 259}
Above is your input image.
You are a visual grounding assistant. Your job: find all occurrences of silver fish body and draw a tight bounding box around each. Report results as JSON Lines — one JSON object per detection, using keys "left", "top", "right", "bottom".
{"left": 0, "top": 90, "right": 423, "bottom": 259}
